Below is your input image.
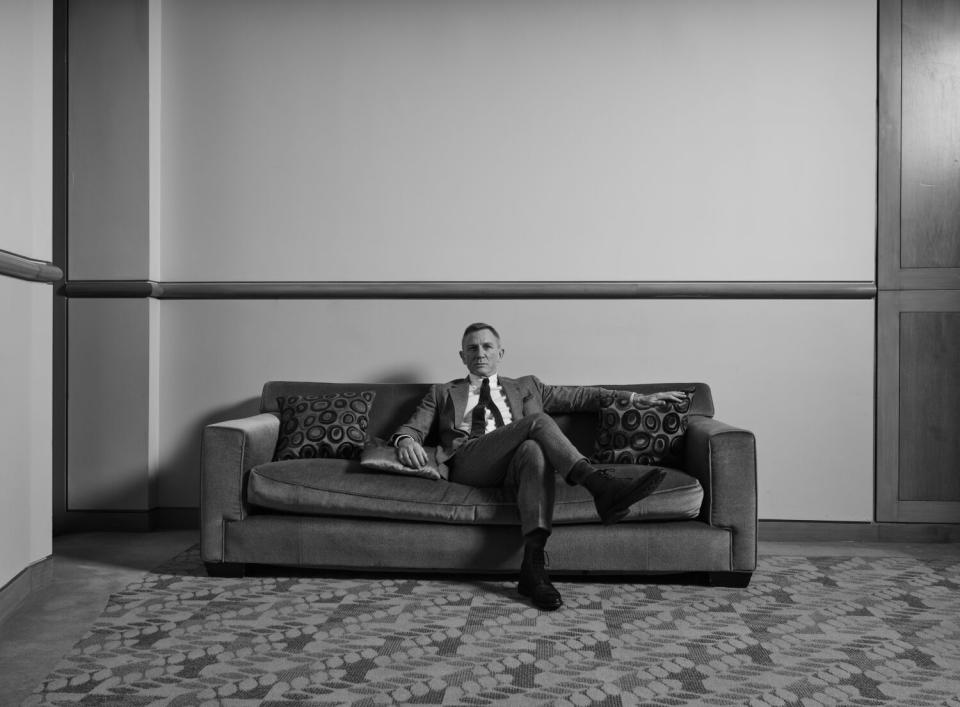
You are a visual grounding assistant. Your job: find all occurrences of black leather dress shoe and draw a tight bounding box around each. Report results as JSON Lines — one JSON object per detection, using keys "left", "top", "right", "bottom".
{"left": 518, "top": 550, "right": 563, "bottom": 611}
{"left": 585, "top": 467, "right": 667, "bottom": 525}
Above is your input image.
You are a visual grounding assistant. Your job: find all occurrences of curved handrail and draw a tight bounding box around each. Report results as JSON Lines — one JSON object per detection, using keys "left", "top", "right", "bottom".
{"left": 0, "top": 248, "right": 63, "bottom": 284}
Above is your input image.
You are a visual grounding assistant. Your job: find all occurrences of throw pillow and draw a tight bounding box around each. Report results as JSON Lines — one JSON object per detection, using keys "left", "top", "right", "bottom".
{"left": 274, "top": 391, "right": 375, "bottom": 461}
{"left": 592, "top": 390, "right": 693, "bottom": 466}
{"left": 360, "top": 438, "right": 443, "bottom": 481}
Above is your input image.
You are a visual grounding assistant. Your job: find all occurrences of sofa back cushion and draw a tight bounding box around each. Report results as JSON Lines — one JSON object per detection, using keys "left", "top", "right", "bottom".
{"left": 261, "top": 381, "right": 715, "bottom": 457}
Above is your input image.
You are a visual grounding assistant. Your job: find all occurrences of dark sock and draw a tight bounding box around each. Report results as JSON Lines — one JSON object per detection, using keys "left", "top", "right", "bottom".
{"left": 523, "top": 528, "right": 549, "bottom": 558}
{"left": 566, "top": 459, "right": 594, "bottom": 485}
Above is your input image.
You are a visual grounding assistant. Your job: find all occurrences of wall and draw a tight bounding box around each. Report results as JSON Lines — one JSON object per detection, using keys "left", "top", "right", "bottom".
{"left": 66, "top": 0, "right": 877, "bottom": 523}
{"left": 66, "top": 0, "right": 161, "bottom": 520}
{"left": 156, "top": 299, "right": 875, "bottom": 520}
{"left": 0, "top": 0, "right": 53, "bottom": 589}
{"left": 158, "top": 0, "right": 875, "bottom": 282}
{"left": 68, "top": 0, "right": 150, "bottom": 280}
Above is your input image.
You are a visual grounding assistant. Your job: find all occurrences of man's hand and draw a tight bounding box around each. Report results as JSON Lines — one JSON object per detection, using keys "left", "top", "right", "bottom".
{"left": 396, "top": 437, "right": 429, "bottom": 469}
{"left": 632, "top": 390, "right": 689, "bottom": 407}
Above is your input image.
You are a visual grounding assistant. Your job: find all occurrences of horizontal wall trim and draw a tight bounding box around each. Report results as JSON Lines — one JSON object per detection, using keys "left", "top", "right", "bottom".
{"left": 0, "top": 249, "right": 63, "bottom": 284}
{"left": 63, "top": 280, "right": 879, "bottom": 300}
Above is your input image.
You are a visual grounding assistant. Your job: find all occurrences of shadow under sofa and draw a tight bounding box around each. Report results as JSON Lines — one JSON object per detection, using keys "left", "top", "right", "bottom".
{"left": 201, "top": 381, "right": 757, "bottom": 586}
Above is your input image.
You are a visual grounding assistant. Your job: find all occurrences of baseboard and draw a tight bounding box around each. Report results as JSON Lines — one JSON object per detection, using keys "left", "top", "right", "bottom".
{"left": 151, "top": 507, "right": 200, "bottom": 529}
{"left": 0, "top": 556, "right": 54, "bottom": 627}
{"left": 52, "top": 513, "right": 960, "bottom": 542}
{"left": 54, "top": 507, "right": 200, "bottom": 534}
{"left": 759, "top": 520, "right": 960, "bottom": 543}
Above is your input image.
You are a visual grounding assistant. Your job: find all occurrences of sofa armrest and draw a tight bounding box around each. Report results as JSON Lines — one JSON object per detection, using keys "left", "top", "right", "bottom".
{"left": 685, "top": 416, "right": 757, "bottom": 572}
{"left": 201, "top": 413, "right": 279, "bottom": 563}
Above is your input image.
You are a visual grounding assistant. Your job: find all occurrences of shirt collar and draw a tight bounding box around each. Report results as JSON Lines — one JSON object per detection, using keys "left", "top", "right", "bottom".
{"left": 468, "top": 373, "right": 499, "bottom": 388}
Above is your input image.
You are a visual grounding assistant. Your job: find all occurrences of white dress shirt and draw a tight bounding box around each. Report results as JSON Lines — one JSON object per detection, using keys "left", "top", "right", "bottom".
{"left": 458, "top": 373, "right": 513, "bottom": 434}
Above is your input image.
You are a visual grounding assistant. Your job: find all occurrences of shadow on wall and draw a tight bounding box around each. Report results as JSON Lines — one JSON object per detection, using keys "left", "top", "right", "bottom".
{"left": 61, "top": 399, "right": 261, "bottom": 529}
{"left": 369, "top": 367, "right": 431, "bottom": 384}
{"left": 160, "top": 396, "right": 262, "bottom": 510}
{"left": 58, "top": 470, "right": 161, "bottom": 534}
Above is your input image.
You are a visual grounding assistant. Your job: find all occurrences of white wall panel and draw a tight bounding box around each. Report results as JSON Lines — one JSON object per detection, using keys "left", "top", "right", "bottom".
{"left": 0, "top": 0, "right": 52, "bottom": 261}
{"left": 0, "top": 280, "right": 53, "bottom": 586}
{"left": 0, "top": 0, "right": 53, "bottom": 589}
{"left": 156, "top": 298, "right": 874, "bottom": 521}
{"left": 159, "top": 0, "right": 876, "bottom": 282}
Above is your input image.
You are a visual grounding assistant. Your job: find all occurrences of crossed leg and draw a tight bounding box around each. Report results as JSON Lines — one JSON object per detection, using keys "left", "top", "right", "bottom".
{"left": 449, "top": 415, "right": 570, "bottom": 610}
{"left": 504, "top": 440, "right": 555, "bottom": 536}
{"left": 447, "top": 412, "right": 664, "bottom": 611}
{"left": 449, "top": 413, "right": 578, "bottom": 535}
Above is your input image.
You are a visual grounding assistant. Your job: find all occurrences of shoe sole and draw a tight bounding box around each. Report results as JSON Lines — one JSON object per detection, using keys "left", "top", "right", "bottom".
{"left": 600, "top": 468, "right": 667, "bottom": 525}
{"left": 517, "top": 581, "right": 563, "bottom": 611}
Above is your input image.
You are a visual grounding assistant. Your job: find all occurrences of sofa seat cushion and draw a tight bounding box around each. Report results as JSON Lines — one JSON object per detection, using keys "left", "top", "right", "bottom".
{"left": 247, "top": 460, "right": 703, "bottom": 526}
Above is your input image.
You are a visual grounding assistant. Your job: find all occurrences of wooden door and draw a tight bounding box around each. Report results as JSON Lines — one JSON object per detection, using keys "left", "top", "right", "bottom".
{"left": 877, "top": 0, "right": 960, "bottom": 522}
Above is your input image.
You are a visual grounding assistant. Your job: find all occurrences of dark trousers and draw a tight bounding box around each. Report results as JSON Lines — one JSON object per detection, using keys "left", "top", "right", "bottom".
{"left": 448, "top": 412, "right": 587, "bottom": 537}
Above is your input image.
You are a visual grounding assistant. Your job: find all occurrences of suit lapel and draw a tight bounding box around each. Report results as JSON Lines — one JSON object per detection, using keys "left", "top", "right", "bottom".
{"left": 501, "top": 377, "right": 525, "bottom": 420}
{"left": 448, "top": 378, "right": 470, "bottom": 430}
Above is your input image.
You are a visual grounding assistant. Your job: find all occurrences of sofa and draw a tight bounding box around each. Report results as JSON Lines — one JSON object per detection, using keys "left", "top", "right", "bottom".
{"left": 201, "top": 380, "right": 757, "bottom": 586}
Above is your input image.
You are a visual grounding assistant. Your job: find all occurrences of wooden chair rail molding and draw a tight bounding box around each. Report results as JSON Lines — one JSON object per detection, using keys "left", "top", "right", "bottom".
{"left": 0, "top": 249, "right": 63, "bottom": 284}
{"left": 62, "top": 280, "right": 878, "bottom": 300}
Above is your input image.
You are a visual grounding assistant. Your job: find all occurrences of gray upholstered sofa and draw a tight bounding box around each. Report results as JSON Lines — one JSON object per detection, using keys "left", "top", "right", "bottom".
{"left": 201, "top": 381, "right": 757, "bottom": 585}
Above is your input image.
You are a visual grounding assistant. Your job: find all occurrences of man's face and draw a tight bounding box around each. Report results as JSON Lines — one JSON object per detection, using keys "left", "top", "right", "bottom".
{"left": 459, "top": 329, "right": 505, "bottom": 378}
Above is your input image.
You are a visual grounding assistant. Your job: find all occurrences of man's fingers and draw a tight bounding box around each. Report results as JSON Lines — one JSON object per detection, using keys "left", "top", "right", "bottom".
{"left": 398, "top": 443, "right": 428, "bottom": 468}
{"left": 658, "top": 391, "right": 689, "bottom": 403}
{"left": 412, "top": 444, "right": 429, "bottom": 466}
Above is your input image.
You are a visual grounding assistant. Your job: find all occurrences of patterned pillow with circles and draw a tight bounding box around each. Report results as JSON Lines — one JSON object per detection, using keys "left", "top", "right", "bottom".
{"left": 591, "top": 390, "right": 692, "bottom": 466}
{"left": 274, "top": 391, "right": 375, "bottom": 461}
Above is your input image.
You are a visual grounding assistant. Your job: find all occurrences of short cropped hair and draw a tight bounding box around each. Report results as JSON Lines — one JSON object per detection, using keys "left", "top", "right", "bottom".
{"left": 462, "top": 322, "right": 501, "bottom": 342}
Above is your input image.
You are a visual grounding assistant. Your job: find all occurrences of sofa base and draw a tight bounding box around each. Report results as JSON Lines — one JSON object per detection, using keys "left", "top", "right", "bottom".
{"left": 708, "top": 571, "right": 753, "bottom": 588}
{"left": 210, "top": 515, "right": 742, "bottom": 575}
{"left": 201, "top": 561, "right": 753, "bottom": 589}
{"left": 204, "top": 561, "right": 245, "bottom": 578}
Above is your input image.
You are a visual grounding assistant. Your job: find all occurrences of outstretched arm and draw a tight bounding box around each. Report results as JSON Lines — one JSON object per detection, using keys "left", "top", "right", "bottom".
{"left": 536, "top": 377, "right": 607, "bottom": 413}
{"left": 536, "top": 376, "right": 689, "bottom": 413}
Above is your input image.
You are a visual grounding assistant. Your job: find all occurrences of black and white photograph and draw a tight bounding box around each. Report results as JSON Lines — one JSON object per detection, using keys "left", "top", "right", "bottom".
{"left": 1, "top": 0, "right": 959, "bottom": 704}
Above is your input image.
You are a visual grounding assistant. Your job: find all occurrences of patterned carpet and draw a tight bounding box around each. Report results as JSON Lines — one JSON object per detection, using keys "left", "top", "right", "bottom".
{"left": 27, "top": 547, "right": 960, "bottom": 706}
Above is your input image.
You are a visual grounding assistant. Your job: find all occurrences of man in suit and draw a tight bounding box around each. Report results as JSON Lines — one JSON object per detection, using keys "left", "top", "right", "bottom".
{"left": 392, "top": 322, "right": 687, "bottom": 611}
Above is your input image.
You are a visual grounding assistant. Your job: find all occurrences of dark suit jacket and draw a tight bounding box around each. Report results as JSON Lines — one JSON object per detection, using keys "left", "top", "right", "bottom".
{"left": 392, "top": 374, "right": 607, "bottom": 476}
